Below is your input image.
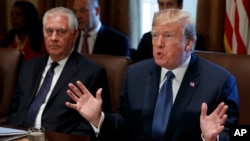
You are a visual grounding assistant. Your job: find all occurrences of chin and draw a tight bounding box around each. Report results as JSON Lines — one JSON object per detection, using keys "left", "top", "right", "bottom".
{"left": 154, "top": 58, "right": 165, "bottom": 66}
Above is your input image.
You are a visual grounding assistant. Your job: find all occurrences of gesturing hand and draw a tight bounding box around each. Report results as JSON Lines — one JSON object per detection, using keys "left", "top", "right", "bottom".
{"left": 200, "top": 102, "right": 228, "bottom": 141}
{"left": 65, "top": 80, "right": 103, "bottom": 127}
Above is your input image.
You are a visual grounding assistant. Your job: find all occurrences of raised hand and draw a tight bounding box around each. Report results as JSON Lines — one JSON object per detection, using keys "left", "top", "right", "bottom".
{"left": 65, "top": 80, "right": 103, "bottom": 127}
{"left": 200, "top": 102, "right": 228, "bottom": 141}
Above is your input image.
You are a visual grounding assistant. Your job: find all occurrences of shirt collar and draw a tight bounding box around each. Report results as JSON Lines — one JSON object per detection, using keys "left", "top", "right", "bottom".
{"left": 47, "top": 49, "right": 72, "bottom": 68}
{"left": 160, "top": 55, "right": 191, "bottom": 83}
{"left": 82, "top": 22, "right": 101, "bottom": 36}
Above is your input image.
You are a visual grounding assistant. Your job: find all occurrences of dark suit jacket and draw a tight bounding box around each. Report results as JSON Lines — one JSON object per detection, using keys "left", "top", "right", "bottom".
{"left": 98, "top": 53, "right": 239, "bottom": 141}
{"left": 7, "top": 51, "right": 110, "bottom": 139}
{"left": 133, "top": 31, "right": 205, "bottom": 63}
{"left": 75, "top": 25, "right": 130, "bottom": 57}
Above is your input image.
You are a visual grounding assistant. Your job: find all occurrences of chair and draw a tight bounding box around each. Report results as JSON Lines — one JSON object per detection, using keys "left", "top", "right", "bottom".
{"left": 84, "top": 54, "right": 132, "bottom": 112}
{"left": 195, "top": 51, "right": 250, "bottom": 124}
{"left": 0, "top": 48, "right": 23, "bottom": 123}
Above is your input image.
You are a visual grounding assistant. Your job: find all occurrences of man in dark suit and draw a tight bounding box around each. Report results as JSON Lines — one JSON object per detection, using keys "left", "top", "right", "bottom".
{"left": 7, "top": 7, "right": 110, "bottom": 139}
{"left": 66, "top": 9, "right": 239, "bottom": 141}
{"left": 133, "top": 0, "right": 205, "bottom": 63}
{"left": 72, "top": 0, "right": 130, "bottom": 57}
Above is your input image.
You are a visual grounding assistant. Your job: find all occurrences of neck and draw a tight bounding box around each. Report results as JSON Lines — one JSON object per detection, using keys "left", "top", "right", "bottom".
{"left": 16, "top": 31, "right": 28, "bottom": 43}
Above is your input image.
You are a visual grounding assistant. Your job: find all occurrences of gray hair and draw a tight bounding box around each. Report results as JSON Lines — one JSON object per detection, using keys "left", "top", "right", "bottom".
{"left": 152, "top": 9, "right": 197, "bottom": 48}
{"left": 43, "top": 7, "right": 78, "bottom": 32}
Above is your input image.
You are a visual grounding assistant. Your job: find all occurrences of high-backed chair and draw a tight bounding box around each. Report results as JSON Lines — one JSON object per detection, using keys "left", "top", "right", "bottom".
{"left": 195, "top": 51, "right": 250, "bottom": 124}
{"left": 84, "top": 54, "right": 132, "bottom": 112}
{"left": 0, "top": 48, "right": 23, "bottom": 123}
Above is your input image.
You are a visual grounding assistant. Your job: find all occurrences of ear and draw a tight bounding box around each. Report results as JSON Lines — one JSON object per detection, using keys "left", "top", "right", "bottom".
{"left": 73, "top": 29, "right": 79, "bottom": 42}
{"left": 95, "top": 6, "right": 101, "bottom": 15}
{"left": 184, "top": 39, "right": 194, "bottom": 51}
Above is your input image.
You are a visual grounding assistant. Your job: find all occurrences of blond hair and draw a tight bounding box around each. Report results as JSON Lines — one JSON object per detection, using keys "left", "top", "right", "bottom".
{"left": 152, "top": 9, "right": 197, "bottom": 47}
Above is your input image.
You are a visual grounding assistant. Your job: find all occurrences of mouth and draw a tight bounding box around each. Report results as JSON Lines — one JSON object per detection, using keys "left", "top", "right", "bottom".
{"left": 48, "top": 45, "right": 60, "bottom": 49}
{"left": 155, "top": 51, "right": 164, "bottom": 59}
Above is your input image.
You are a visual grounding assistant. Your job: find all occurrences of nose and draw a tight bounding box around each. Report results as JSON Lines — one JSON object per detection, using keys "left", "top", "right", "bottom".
{"left": 50, "top": 31, "right": 58, "bottom": 41}
{"left": 156, "top": 36, "right": 164, "bottom": 48}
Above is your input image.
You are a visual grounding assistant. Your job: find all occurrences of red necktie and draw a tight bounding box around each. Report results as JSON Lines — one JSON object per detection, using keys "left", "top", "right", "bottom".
{"left": 81, "top": 33, "right": 90, "bottom": 54}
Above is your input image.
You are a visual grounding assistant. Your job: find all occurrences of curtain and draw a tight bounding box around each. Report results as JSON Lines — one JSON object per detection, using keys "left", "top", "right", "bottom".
{"left": 100, "top": 0, "right": 142, "bottom": 49}
{"left": 128, "top": 0, "right": 142, "bottom": 49}
{"left": 196, "top": 0, "right": 226, "bottom": 52}
{"left": 99, "top": 0, "right": 131, "bottom": 46}
{"left": 38, "top": 0, "right": 73, "bottom": 20}
{"left": 0, "top": 0, "right": 7, "bottom": 35}
{"left": 2, "top": 0, "right": 233, "bottom": 52}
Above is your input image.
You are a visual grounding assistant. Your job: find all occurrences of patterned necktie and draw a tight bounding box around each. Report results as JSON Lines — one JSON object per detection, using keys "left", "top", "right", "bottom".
{"left": 81, "top": 33, "right": 90, "bottom": 54}
{"left": 23, "top": 62, "right": 58, "bottom": 127}
{"left": 152, "top": 71, "right": 175, "bottom": 141}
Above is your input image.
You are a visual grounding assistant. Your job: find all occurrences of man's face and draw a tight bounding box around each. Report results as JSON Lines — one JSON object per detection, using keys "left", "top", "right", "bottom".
{"left": 158, "top": 0, "right": 182, "bottom": 10}
{"left": 72, "top": 0, "right": 99, "bottom": 31}
{"left": 152, "top": 23, "right": 193, "bottom": 70}
{"left": 43, "top": 15, "right": 78, "bottom": 61}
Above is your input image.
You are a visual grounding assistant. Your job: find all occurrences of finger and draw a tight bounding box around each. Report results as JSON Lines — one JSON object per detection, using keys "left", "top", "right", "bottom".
{"left": 213, "top": 102, "right": 225, "bottom": 114}
{"left": 67, "top": 89, "right": 79, "bottom": 102}
{"left": 68, "top": 82, "right": 83, "bottom": 97}
{"left": 76, "top": 80, "right": 91, "bottom": 95}
{"left": 217, "top": 125, "right": 225, "bottom": 134}
{"left": 65, "top": 102, "right": 77, "bottom": 110}
{"left": 218, "top": 105, "right": 228, "bottom": 118}
{"left": 220, "top": 114, "right": 228, "bottom": 125}
{"left": 200, "top": 103, "right": 207, "bottom": 118}
{"left": 96, "top": 88, "right": 103, "bottom": 101}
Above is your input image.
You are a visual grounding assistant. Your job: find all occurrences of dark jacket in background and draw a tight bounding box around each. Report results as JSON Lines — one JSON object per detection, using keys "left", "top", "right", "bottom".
{"left": 75, "top": 25, "right": 130, "bottom": 57}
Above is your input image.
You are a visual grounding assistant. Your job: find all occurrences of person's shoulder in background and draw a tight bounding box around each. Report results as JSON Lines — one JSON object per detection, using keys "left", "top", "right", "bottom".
{"left": 132, "top": 31, "right": 153, "bottom": 63}
{"left": 95, "top": 25, "right": 130, "bottom": 57}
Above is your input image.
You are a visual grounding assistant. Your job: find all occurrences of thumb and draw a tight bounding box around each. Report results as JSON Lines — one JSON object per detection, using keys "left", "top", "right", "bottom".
{"left": 201, "top": 102, "right": 208, "bottom": 118}
{"left": 96, "top": 88, "right": 103, "bottom": 101}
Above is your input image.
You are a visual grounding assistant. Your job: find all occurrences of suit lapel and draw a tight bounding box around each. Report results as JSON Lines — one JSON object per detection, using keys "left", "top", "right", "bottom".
{"left": 27, "top": 56, "right": 48, "bottom": 106}
{"left": 143, "top": 64, "right": 161, "bottom": 138}
{"left": 92, "top": 25, "right": 104, "bottom": 53}
{"left": 47, "top": 51, "right": 79, "bottom": 102}
{"left": 166, "top": 54, "right": 200, "bottom": 133}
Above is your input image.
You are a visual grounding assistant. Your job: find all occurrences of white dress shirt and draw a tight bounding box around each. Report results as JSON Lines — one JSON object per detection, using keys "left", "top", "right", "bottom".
{"left": 34, "top": 56, "right": 69, "bottom": 128}
{"left": 159, "top": 56, "right": 190, "bottom": 104}
{"left": 77, "top": 22, "right": 101, "bottom": 54}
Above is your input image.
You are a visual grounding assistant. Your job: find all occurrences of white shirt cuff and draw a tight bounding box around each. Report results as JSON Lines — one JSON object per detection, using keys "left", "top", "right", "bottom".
{"left": 201, "top": 133, "right": 219, "bottom": 141}
{"left": 90, "top": 112, "right": 105, "bottom": 137}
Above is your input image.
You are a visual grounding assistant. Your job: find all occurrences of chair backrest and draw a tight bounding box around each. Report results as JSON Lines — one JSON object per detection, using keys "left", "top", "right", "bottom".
{"left": 84, "top": 54, "right": 132, "bottom": 112}
{"left": 0, "top": 48, "right": 23, "bottom": 120}
{"left": 195, "top": 51, "right": 250, "bottom": 124}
